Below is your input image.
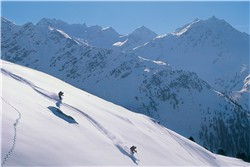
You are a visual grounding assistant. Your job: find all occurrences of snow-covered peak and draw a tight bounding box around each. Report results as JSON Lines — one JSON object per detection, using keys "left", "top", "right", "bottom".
{"left": 206, "top": 16, "right": 228, "bottom": 25}
{"left": 130, "top": 25, "right": 158, "bottom": 37}
{"left": 112, "top": 26, "right": 157, "bottom": 51}
{"left": 200, "top": 16, "right": 238, "bottom": 33}
{"left": 172, "top": 16, "right": 241, "bottom": 37}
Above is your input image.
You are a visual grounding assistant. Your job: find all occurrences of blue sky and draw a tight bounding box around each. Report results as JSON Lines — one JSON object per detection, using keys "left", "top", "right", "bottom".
{"left": 1, "top": 1, "right": 249, "bottom": 35}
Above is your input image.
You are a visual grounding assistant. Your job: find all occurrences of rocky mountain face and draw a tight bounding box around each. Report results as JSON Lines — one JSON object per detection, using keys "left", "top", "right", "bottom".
{"left": 133, "top": 17, "right": 249, "bottom": 94}
{"left": 1, "top": 17, "right": 249, "bottom": 160}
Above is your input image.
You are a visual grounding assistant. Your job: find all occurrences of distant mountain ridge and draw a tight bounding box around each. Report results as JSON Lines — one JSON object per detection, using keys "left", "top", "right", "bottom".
{"left": 134, "top": 16, "right": 249, "bottom": 93}
{"left": 36, "top": 18, "right": 121, "bottom": 48}
{"left": 1, "top": 16, "right": 250, "bottom": 161}
{"left": 34, "top": 18, "right": 159, "bottom": 50}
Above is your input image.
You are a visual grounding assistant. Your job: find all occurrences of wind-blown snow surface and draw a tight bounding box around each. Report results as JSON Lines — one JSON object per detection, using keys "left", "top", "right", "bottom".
{"left": 1, "top": 60, "right": 249, "bottom": 166}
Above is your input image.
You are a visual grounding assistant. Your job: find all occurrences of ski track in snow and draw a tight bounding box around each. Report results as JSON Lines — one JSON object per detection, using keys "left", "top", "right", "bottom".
{"left": 1, "top": 69, "right": 138, "bottom": 164}
{"left": 1, "top": 69, "right": 58, "bottom": 101}
{"left": 1, "top": 97, "right": 22, "bottom": 167}
{"left": 63, "top": 103, "right": 138, "bottom": 164}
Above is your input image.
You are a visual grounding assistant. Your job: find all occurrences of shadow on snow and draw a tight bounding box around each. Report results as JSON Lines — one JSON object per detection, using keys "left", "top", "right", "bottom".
{"left": 47, "top": 106, "right": 78, "bottom": 124}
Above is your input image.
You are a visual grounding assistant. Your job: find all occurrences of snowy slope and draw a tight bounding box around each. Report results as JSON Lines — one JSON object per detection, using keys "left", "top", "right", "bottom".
{"left": 1, "top": 60, "right": 249, "bottom": 166}
{"left": 1, "top": 17, "right": 250, "bottom": 160}
{"left": 134, "top": 16, "right": 249, "bottom": 93}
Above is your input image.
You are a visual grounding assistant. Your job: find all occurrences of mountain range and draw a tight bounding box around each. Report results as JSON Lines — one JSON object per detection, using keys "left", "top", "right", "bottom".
{"left": 1, "top": 16, "right": 249, "bottom": 161}
{"left": 134, "top": 16, "right": 249, "bottom": 94}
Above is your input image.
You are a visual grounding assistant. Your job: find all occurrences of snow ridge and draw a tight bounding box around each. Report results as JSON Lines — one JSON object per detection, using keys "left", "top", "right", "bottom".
{"left": 172, "top": 18, "right": 200, "bottom": 36}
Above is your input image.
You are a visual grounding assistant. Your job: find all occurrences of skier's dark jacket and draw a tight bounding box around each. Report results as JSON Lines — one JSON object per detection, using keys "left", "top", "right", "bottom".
{"left": 58, "top": 91, "right": 64, "bottom": 100}
{"left": 130, "top": 146, "right": 137, "bottom": 154}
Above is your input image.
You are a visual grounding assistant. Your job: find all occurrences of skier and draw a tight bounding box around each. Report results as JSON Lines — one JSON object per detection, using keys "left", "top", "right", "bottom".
{"left": 130, "top": 146, "right": 137, "bottom": 154}
{"left": 58, "top": 91, "right": 64, "bottom": 100}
